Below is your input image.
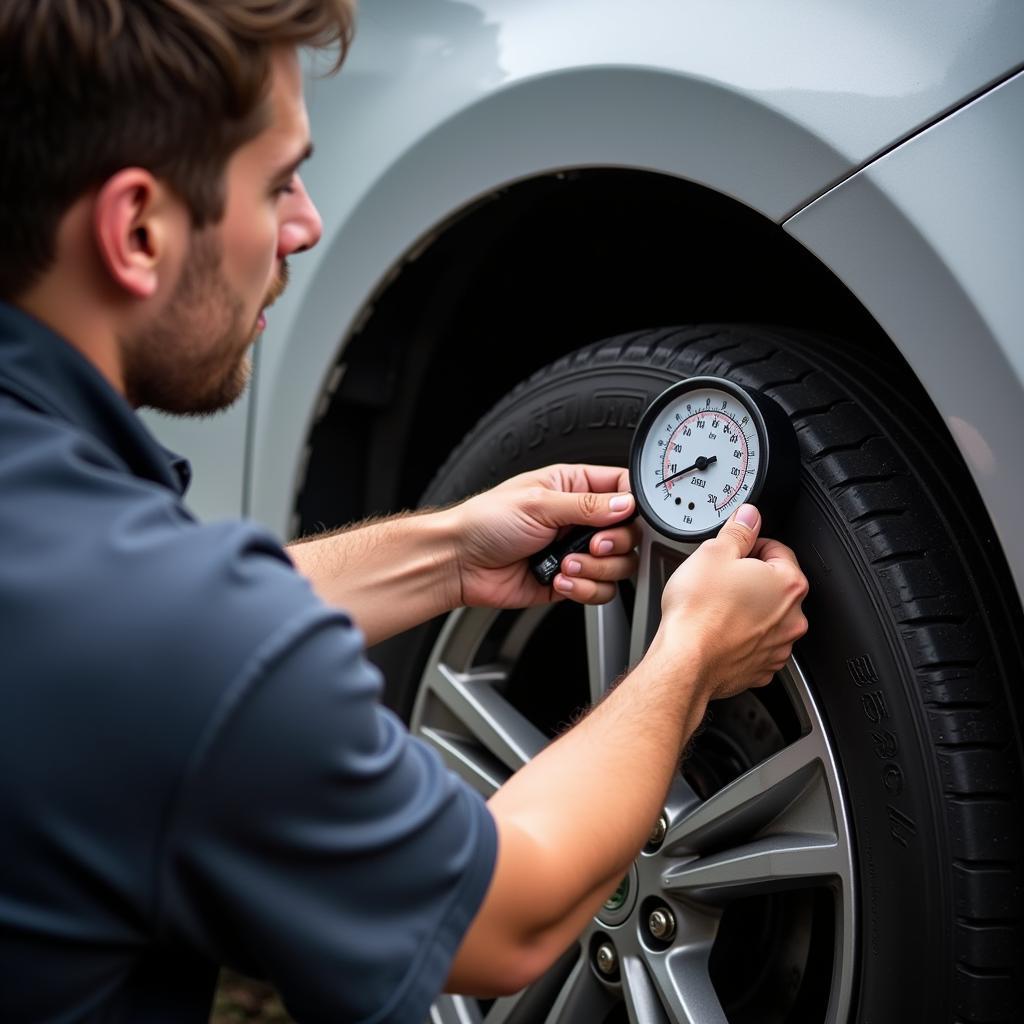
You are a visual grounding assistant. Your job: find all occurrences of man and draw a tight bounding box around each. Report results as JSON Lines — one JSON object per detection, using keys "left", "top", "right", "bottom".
{"left": 0, "top": 2, "right": 808, "bottom": 1021}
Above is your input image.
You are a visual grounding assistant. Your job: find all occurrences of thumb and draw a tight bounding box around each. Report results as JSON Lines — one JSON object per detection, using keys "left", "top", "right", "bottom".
{"left": 715, "top": 503, "right": 761, "bottom": 558}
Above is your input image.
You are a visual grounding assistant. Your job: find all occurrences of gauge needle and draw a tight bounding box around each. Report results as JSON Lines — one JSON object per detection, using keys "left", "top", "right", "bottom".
{"left": 659, "top": 455, "right": 717, "bottom": 488}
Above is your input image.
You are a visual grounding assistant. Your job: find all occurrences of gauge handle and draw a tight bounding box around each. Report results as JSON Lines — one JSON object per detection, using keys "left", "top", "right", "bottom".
{"left": 529, "top": 515, "right": 637, "bottom": 586}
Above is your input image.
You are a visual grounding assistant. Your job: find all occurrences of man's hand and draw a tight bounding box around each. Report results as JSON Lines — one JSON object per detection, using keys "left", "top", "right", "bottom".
{"left": 655, "top": 503, "right": 809, "bottom": 700}
{"left": 447, "top": 464, "right": 640, "bottom": 610}
{"left": 287, "top": 463, "right": 638, "bottom": 643}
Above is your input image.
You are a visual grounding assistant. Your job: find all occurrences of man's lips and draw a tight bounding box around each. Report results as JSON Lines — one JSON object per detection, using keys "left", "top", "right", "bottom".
{"left": 257, "top": 261, "right": 289, "bottom": 334}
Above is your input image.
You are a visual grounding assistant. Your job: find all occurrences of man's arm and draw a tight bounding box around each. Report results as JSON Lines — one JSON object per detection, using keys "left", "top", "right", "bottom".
{"left": 446, "top": 507, "right": 809, "bottom": 994}
{"left": 286, "top": 465, "right": 640, "bottom": 646}
{"left": 286, "top": 511, "right": 462, "bottom": 647}
{"left": 448, "top": 637, "right": 708, "bottom": 994}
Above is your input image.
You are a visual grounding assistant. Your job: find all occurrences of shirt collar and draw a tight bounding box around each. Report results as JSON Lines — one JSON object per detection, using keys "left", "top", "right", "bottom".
{"left": 0, "top": 301, "right": 191, "bottom": 496}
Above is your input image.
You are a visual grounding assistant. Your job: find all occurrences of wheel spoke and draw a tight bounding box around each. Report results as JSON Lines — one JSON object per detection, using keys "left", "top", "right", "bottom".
{"left": 663, "top": 771, "right": 703, "bottom": 824}
{"left": 418, "top": 727, "right": 506, "bottom": 797}
{"left": 666, "top": 728, "right": 831, "bottom": 852}
{"left": 629, "top": 526, "right": 688, "bottom": 666}
{"left": 585, "top": 589, "right": 630, "bottom": 703}
{"left": 662, "top": 831, "right": 843, "bottom": 901}
{"left": 421, "top": 661, "right": 548, "bottom": 774}
{"left": 645, "top": 947, "right": 729, "bottom": 1024}
{"left": 621, "top": 954, "right": 670, "bottom": 1024}
{"left": 540, "top": 954, "right": 617, "bottom": 1023}
{"left": 429, "top": 996, "right": 484, "bottom": 1023}
{"left": 475, "top": 989, "right": 530, "bottom": 1024}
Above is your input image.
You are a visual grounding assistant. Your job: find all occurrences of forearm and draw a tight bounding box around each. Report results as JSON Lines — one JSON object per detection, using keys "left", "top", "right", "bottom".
{"left": 493, "top": 636, "right": 707, "bottom": 930}
{"left": 448, "top": 631, "right": 709, "bottom": 992}
{"left": 495, "top": 638, "right": 704, "bottom": 888}
{"left": 286, "top": 509, "right": 462, "bottom": 646}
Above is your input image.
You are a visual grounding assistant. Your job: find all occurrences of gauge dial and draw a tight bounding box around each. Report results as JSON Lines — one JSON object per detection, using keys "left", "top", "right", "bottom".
{"left": 530, "top": 375, "right": 798, "bottom": 583}
{"left": 630, "top": 376, "right": 789, "bottom": 542}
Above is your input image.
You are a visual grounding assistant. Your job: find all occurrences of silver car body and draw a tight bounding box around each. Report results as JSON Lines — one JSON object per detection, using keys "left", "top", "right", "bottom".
{"left": 150, "top": 0, "right": 1024, "bottom": 602}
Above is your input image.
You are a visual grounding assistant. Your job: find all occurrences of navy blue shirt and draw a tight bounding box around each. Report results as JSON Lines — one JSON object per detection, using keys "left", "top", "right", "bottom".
{"left": 0, "top": 302, "right": 497, "bottom": 1023}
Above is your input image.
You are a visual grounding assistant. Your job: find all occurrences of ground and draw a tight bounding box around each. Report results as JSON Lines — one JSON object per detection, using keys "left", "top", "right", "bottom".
{"left": 210, "top": 971, "right": 293, "bottom": 1023}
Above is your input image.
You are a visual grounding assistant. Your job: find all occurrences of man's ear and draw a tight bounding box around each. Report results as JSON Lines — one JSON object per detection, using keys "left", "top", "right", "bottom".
{"left": 93, "top": 169, "right": 186, "bottom": 299}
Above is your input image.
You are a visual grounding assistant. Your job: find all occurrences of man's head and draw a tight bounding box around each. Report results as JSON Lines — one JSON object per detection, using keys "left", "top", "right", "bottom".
{"left": 0, "top": 1, "right": 354, "bottom": 413}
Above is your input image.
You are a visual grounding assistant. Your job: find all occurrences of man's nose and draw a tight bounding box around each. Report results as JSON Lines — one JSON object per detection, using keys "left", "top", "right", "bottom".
{"left": 278, "top": 175, "right": 323, "bottom": 257}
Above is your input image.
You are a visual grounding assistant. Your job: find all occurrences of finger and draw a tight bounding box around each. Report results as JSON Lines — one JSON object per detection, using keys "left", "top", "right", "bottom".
{"left": 529, "top": 486, "right": 635, "bottom": 530}
{"left": 765, "top": 645, "right": 795, "bottom": 669}
{"left": 786, "top": 612, "right": 809, "bottom": 643}
{"left": 552, "top": 574, "right": 619, "bottom": 605}
{"left": 588, "top": 523, "right": 641, "bottom": 557}
{"left": 713, "top": 503, "right": 761, "bottom": 559}
{"left": 562, "top": 552, "right": 638, "bottom": 583}
{"left": 751, "top": 535, "right": 800, "bottom": 568}
{"left": 551, "top": 463, "right": 632, "bottom": 496}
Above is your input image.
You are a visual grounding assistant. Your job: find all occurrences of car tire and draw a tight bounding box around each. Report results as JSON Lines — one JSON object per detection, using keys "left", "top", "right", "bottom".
{"left": 377, "top": 325, "right": 1023, "bottom": 1023}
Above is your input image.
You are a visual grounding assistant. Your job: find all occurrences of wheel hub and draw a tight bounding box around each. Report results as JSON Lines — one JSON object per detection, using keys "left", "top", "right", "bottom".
{"left": 597, "top": 865, "right": 639, "bottom": 927}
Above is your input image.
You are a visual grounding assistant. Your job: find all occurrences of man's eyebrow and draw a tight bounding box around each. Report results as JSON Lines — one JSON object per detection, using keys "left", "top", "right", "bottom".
{"left": 274, "top": 141, "right": 314, "bottom": 181}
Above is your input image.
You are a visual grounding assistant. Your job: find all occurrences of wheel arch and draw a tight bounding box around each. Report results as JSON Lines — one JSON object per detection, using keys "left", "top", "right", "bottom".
{"left": 248, "top": 63, "right": 852, "bottom": 537}
{"left": 252, "top": 65, "right": 1023, "bottom": 620}
{"left": 289, "top": 166, "right": 891, "bottom": 536}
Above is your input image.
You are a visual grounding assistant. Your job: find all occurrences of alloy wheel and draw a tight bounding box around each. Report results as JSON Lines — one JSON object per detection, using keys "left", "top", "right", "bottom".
{"left": 412, "top": 525, "right": 856, "bottom": 1024}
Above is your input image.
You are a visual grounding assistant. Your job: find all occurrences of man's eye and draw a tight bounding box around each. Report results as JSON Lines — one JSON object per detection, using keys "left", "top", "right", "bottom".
{"left": 274, "top": 178, "right": 297, "bottom": 198}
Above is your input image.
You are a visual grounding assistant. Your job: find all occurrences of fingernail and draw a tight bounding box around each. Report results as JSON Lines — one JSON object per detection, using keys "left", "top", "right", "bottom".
{"left": 610, "top": 494, "right": 632, "bottom": 512}
{"left": 566, "top": 559, "right": 582, "bottom": 576}
{"left": 735, "top": 504, "right": 758, "bottom": 529}
{"left": 554, "top": 575, "right": 574, "bottom": 593}
{"left": 596, "top": 540, "right": 613, "bottom": 556}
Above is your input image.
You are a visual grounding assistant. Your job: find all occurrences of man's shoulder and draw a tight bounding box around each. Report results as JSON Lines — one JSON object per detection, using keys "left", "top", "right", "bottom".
{"left": 0, "top": 388, "right": 342, "bottom": 745}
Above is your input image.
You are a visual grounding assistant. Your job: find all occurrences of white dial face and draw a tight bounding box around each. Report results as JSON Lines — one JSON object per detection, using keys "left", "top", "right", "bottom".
{"left": 637, "top": 385, "right": 761, "bottom": 536}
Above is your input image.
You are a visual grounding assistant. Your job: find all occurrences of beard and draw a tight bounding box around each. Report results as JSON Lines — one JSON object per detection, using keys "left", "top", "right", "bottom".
{"left": 123, "top": 231, "right": 287, "bottom": 417}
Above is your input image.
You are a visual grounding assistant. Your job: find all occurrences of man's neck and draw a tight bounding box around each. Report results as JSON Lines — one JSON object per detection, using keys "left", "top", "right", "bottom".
{"left": 16, "top": 284, "right": 127, "bottom": 402}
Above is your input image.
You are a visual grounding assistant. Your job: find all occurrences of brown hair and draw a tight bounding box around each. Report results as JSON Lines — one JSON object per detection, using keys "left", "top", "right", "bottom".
{"left": 0, "top": 0, "right": 355, "bottom": 300}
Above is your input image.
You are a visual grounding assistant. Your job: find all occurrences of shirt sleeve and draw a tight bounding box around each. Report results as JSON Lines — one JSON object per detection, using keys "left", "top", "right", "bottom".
{"left": 157, "top": 607, "right": 498, "bottom": 1024}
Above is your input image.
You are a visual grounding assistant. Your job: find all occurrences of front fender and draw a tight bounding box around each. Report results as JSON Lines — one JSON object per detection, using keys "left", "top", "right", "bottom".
{"left": 785, "top": 70, "right": 1024, "bottom": 605}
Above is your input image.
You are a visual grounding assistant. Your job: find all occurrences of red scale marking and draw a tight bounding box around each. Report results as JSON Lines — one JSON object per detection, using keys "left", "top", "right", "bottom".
{"left": 662, "top": 410, "right": 750, "bottom": 512}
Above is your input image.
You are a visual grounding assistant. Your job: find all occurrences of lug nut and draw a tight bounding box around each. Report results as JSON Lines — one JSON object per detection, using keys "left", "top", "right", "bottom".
{"left": 648, "top": 907, "right": 676, "bottom": 942}
{"left": 595, "top": 942, "right": 618, "bottom": 976}
{"left": 647, "top": 814, "right": 668, "bottom": 848}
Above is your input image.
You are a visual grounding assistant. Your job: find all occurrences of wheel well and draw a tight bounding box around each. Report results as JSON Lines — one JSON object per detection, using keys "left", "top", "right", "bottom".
{"left": 295, "top": 169, "right": 899, "bottom": 533}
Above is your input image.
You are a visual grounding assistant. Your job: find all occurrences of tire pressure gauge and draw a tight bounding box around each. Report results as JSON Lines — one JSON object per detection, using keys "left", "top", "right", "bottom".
{"left": 530, "top": 375, "right": 799, "bottom": 584}
{"left": 630, "top": 375, "right": 798, "bottom": 543}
